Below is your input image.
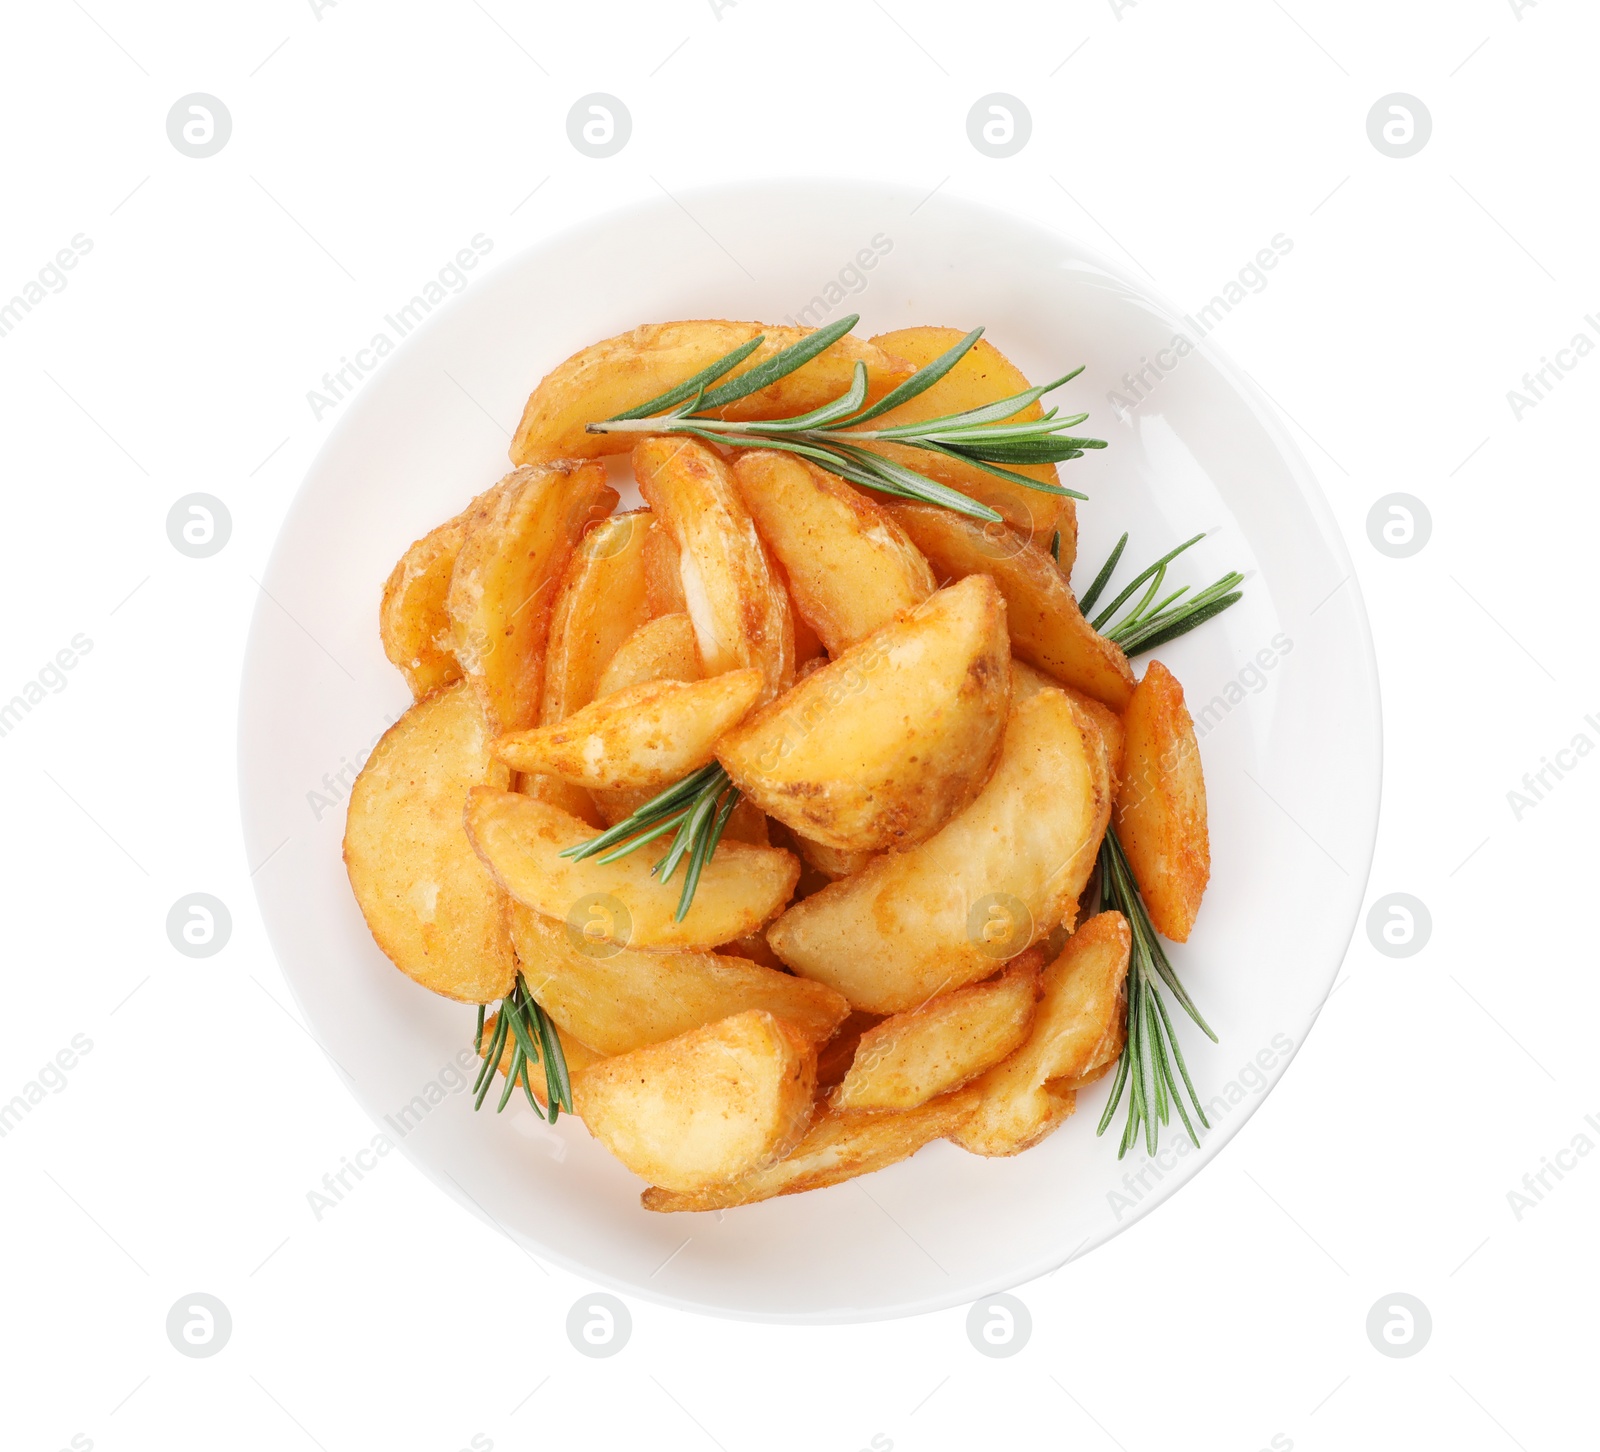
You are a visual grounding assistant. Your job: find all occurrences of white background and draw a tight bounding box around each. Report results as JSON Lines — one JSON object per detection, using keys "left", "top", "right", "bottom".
{"left": 2, "top": 1, "right": 1596, "bottom": 1449}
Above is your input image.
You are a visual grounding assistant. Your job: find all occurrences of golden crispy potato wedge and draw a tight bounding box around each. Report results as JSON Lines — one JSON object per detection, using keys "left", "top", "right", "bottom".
{"left": 642, "top": 1086, "right": 979, "bottom": 1211}
{"left": 1115, "top": 660, "right": 1209, "bottom": 941}
{"left": 511, "top": 905, "right": 847, "bottom": 1054}
{"left": 891, "top": 503, "right": 1135, "bottom": 711}
{"left": 446, "top": 462, "right": 617, "bottom": 732}
{"left": 539, "top": 511, "right": 651, "bottom": 725}
{"left": 511, "top": 321, "right": 915, "bottom": 463}
{"left": 860, "top": 326, "right": 1075, "bottom": 550}
{"left": 596, "top": 612, "right": 702, "bottom": 698}
{"left": 634, "top": 437, "right": 794, "bottom": 701}
{"left": 642, "top": 517, "right": 688, "bottom": 616}
{"left": 343, "top": 683, "right": 516, "bottom": 1003}
{"left": 952, "top": 911, "right": 1131, "bottom": 1156}
{"left": 573, "top": 1010, "right": 816, "bottom": 1193}
{"left": 496, "top": 669, "right": 763, "bottom": 790}
{"left": 465, "top": 789, "right": 799, "bottom": 950}
{"left": 479, "top": 1011, "right": 604, "bottom": 1109}
{"left": 1011, "top": 661, "right": 1126, "bottom": 791}
{"left": 834, "top": 954, "right": 1042, "bottom": 1112}
{"left": 730, "top": 450, "right": 936, "bottom": 654}
{"left": 768, "top": 689, "right": 1111, "bottom": 1013}
{"left": 380, "top": 514, "right": 468, "bottom": 698}
{"left": 718, "top": 575, "right": 1010, "bottom": 853}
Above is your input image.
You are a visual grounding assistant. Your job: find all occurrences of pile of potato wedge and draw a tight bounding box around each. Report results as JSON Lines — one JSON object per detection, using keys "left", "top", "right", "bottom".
{"left": 343, "top": 321, "right": 1212, "bottom": 1212}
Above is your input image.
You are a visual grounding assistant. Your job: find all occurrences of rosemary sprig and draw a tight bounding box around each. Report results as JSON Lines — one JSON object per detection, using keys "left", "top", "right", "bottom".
{"left": 585, "top": 317, "right": 1105, "bottom": 525}
{"left": 1095, "top": 829, "right": 1217, "bottom": 1158}
{"left": 473, "top": 972, "right": 573, "bottom": 1121}
{"left": 1082, "top": 531, "right": 1244, "bottom": 655}
{"left": 559, "top": 763, "right": 740, "bottom": 922}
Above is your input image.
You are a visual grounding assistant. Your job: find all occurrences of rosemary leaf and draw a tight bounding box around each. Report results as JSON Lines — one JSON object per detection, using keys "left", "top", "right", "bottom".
{"left": 607, "top": 334, "right": 766, "bottom": 421}
{"left": 695, "top": 313, "right": 861, "bottom": 412}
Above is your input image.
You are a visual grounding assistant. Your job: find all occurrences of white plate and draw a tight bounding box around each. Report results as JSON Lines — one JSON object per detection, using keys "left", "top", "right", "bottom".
{"left": 239, "top": 180, "right": 1381, "bottom": 1323}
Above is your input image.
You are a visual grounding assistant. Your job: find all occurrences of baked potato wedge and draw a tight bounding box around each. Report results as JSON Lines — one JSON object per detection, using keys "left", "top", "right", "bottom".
{"left": 767, "top": 688, "right": 1111, "bottom": 1013}
{"left": 465, "top": 789, "right": 799, "bottom": 950}
{"left": 511, "top": 320, "right": 915, "bottom": 463}
{"left": 595, "top": 612, "right": 702, "bottom": 697}
{"left": 539, "top": 511, "right": 651, "bottom": 725}
{"left": 380, "top": 514, "right": 469, "bottom": 699}
{"left": 952, "top": 911, "right": 1131, "bottom": 1156}
{"left": 496, "top": 669, "right": 763, "bottom": 790}
{"left": 833, "top": 953, "right": 1042, "bottom": 1112}
{"left": 641, "top": 1086, "right": 979, "bottom": 1211}
{"left": 573, "top": 1010, "right": 817, "bottom": 1193}
{"left": 1115, "top": 660, "right": 1210, "bottom": 941}
{"left": 634, "top": 437, "right": 793, "bottom": 701}
{"left": 891, "top": 502, "right": 1135, "bottom": 711}
{"left": 446, "top": 462, "right": 617, "bottom": 732}
{"left": 1011, "top": 660, "right": 1126, "bottom": 790}
{"left": 718, "top": 575, "right": 1010, "bottom": 853}
{"left": 730, "top": 450, "right": 936, "bottom": 654}
{"left": 859, "top": 326, "right": 1076, "bottom": 552}
{"left": 510, "top": 905, "right": 847, "bottom": 1054}
{"left": 343, "top": 683, "right": 516, "bottom": 1002}
{"left": 642, "top": 516, "right": 688, "bottom": 616}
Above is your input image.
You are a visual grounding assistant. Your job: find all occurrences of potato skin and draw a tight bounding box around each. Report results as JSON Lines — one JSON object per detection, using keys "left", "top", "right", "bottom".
{"left": 446, "top": 462, "right": 617, "bottom": 733}
{"left": 641, "top": 1086, "right": 980, "bottom": 1211}
{"left": 834, "top": 953, "right": 1043, "bottom": 1111}
{"left": 730, "top": 450, "right": 935, "bottom": 655}
{"left": 891, "top": 503, "right": 1136, "bottom": 711}
{"left": 464, "top": 789, "right": 799, "bottom": 951}
{"left": 539, "top": 511, "right": 651, "bottom": 726}
{"left": 952, "top": 911, "right": 1131, "bottom": 1157}
{"left": 342, "top": 683, "right": 516, "bottom": 1003}
{"left": 510, "top": 320, "right": 914, "bottom": 463}
{"left": 718, "top": 575, "right": 1011, "bottom": 853}
{"left": 380, "top": 514, "right": 468, "bottom": 699}
{"left": 767, "top": 689, "right": 1111, "bottom": 1014}
{"left": 573, "top": 1010, "right": 817, "bottom": 1193}
{"left": 634, "top": 436, "right": 794, "bottom": 703}
{"left": 511, "top": 905, "right": 847, "bottom": 1055}
{"left": 1115, "top": 660, "right": 1210, "bottom": 941}
{"left": 858, "top": 326, "right": 1075, "bottom": 552}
